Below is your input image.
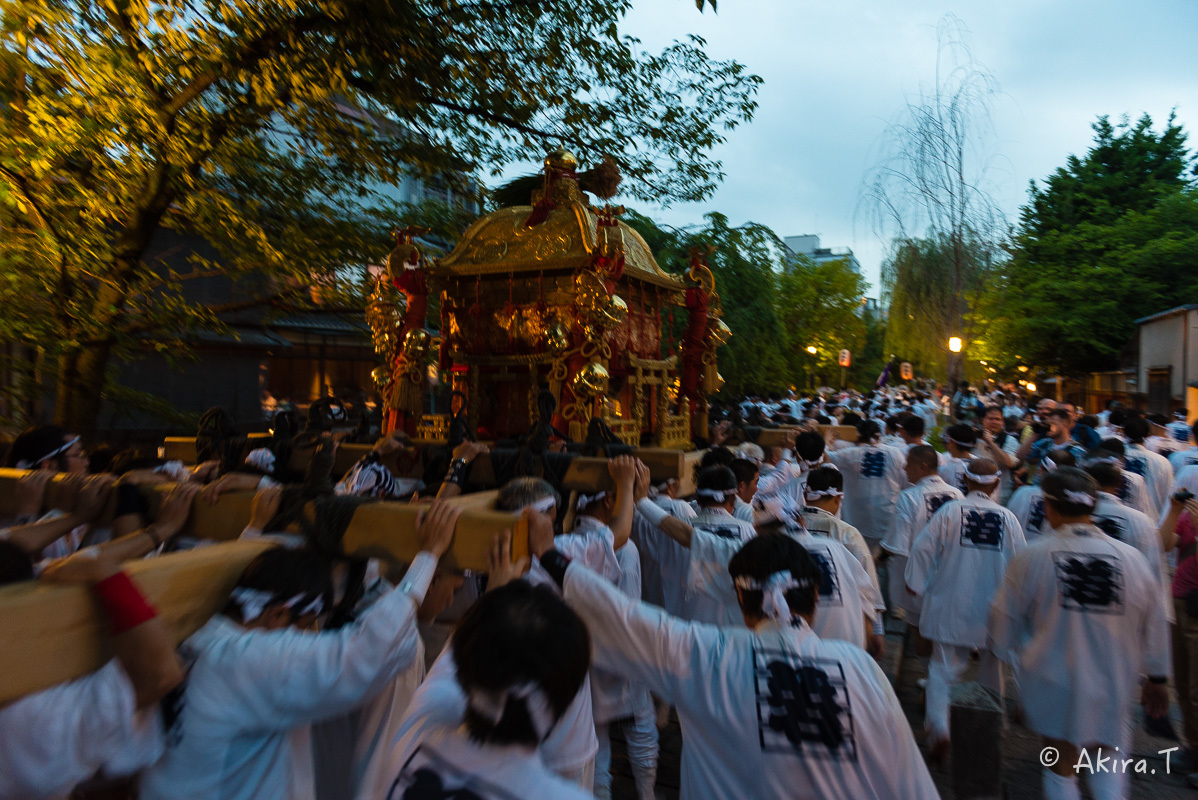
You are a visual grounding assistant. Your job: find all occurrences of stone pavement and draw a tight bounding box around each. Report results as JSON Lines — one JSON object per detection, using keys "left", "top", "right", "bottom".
{"left": 608, "top": 618, "right": 1198, "bottom": 799}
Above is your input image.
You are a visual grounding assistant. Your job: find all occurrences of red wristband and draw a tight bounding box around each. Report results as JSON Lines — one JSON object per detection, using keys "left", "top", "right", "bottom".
{"left": 91, "top": 571, "right": 157, "bottom": 636}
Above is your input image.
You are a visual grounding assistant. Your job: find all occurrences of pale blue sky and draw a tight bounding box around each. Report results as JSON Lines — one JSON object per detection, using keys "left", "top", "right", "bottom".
{"left": 520, "top": 0, "right": 1198, "bottom": 294}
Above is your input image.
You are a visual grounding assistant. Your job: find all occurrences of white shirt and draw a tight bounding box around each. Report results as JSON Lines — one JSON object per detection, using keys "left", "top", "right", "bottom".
{"left": 0, "top": 660, "right": 164, "bottom": 800}
{"left": 881, "top": 475, "right": 964, "bottom": 558}
{"left": 828, "top": 444, "right": 908, "bottom": 542}
{"left": 561, "top": 563, "right": 939, "bottom": 800}
{"left": 1006, "top": 484, "right": 1048, "bottom": 537}
{"left": 688, "top": 508, "right": 757, "bottom": 626}
{"left": 938, "top": 455, "right": 974, "bottom": 495}
{"left": 139, "top": 553, "right": 437, "bottom": 800}
{"left": 383, "top": 654, "right": 593, "bottom": 800}
{"left": 906, "top": 492, "right": 1026, "bottom": 648}
{"left": 756, "top": 460, "right": 795, "bottom": 499}
{"left": 1169, "top": 447, "right": 1198, "bottom": 474}
{"left": 1092, "top": 492, "right": 1167, "bottom": 607}
{"left": 1115, "top": 469, "right": 1154, "bottom": 517}
{"left": 989, "top": 523, "right": 1169, "bottom": 747}
{"left": 801, "top": 506, "right": 881, "bottom": 599}
{"left": 633, "top": 499, "right": 696, "bottom": 617}
{"left": 794, "top": 531, "right": 884, "bottom": 648}
{"left": 1124, "top": 442, "right": 1175, "bottom": 513}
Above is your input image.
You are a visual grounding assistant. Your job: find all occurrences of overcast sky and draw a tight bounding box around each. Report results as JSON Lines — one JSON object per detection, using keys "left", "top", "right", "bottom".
{"left": 562, "top": 0, "right": 1198, "bottom": 293}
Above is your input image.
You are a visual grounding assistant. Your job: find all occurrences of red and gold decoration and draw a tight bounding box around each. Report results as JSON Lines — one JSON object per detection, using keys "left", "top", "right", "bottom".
{"left": 370, "top": 151, "right": 727, "bottom": 448}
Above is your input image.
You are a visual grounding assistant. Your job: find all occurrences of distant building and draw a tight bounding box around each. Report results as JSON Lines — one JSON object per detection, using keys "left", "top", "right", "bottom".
{"left": 783, "top": 234, "right": 862, "bottom": 274}
{"left": 1135, "top": 304, "right": 1198, "bottom": 417}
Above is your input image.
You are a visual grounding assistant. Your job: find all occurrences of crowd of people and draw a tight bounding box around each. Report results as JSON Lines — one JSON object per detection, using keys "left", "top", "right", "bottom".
{"left": 2, "top": 383, "right": 1198, "bottom": 800}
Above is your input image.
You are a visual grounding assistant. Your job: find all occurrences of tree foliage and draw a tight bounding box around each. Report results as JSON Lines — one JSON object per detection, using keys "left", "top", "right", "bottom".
{"left": 624, "top": 211, "right": 868, "bottom": 397}
{"left": 0, "top": 0, "right": 760, "bottom": 432}
{"left": 989, "top": 113, "right": 1198, "bottom": 376}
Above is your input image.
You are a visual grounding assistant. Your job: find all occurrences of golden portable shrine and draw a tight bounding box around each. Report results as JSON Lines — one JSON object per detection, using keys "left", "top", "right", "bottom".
{"left": 367, "top": 149, "right": 729, "bottom": 449}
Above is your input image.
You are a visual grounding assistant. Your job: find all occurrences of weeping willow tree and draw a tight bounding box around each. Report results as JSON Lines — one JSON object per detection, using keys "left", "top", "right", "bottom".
{"left": 863, "top": 16, "right": 1008, "bottom": 386}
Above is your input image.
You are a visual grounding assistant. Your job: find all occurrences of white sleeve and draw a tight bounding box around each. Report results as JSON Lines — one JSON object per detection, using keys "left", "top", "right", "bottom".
{"left": 0, "top": 661, "right": 161, "bottom": 800}
{"left": 688, "top": 527, "right": 743, "bottom": 600}
{"left": 1131, "top": 554, "right": 1171, "bottom": 678}
{"left": 987, "top": 552, "right": 1031, "bottom": 664}
{"left": 205, "top": 553, "right": 436, "bottom": 730}
{"left": 904, "top": 512, "right": 945, "bottom": 598}
{"left": 881, "top": 492, "right": 916, "bottom": 555}
{"left": 562, "top": 560, "right": 726, "bottom": 705}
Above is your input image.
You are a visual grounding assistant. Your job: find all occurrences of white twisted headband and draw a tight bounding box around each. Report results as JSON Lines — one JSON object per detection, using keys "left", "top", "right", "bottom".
{"left": 963, "top": 467, "right": 1000, "bottom": 485}
{"left": 245, "top": 448, "right": 276, "bottom": 474}
{"left": 804, "top": 488, "right": 844, "bottom": 500}
{"left": 230, "top": 586, "right": 325, "bottom": 623}
{"left": 733, "top": 570, "right": 813, "bottom": 621}
{"left": 16, "top": 436, "right": 81, "bottom": 469}
{"left": 1042, "top": 457, "right": 1057, "bottom": 472}
{"left": 467, "top": 682, "right": 557, "bottom": 741}
{"left": 945, "top": 435, "right": 975, "bottom": 448}
{"left": 576, "top": 491, "right": 607, "bottom": 510}
{"left": 696, "top": 488, "right": 732, "bottom": 502}
{"left": 1046, "top": 489, "right": 1096, "bottom": 508}
{"left": 525, "top": 495, "right": 556, "bottom": 513}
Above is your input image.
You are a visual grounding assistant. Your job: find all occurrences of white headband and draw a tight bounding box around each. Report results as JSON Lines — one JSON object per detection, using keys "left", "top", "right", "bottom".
{"left": 804, "top": 488, "right": 844, "bottom": 500}
{"left": 946, "top": 435, "right": 975, "bottom": 448}
{"left": 696, "top": 488, "right": 731, "bottom": 502}
{"left": 801, "top": 457, "right": 824, "bottom": 469}
{"left": 467, "top": 682, "right": 557, "bottom": 741}
{"left": 230, "top": 586, "right": 325, "bottom": 623}
{"left": 1043, "top": 457, "right": 1057, "bottom": 472}
{"left": 525, "top": 495, "right": 557, "bottom": 513}
{"left": 734, "top": 571, "right": 812, "bottom": 621}
{"left": 963, "top": 467, "right": 1000, "bottom": 485}
{"left": 245, "top": 448, "right": 276, "bottom": 474}
{"left": 154, "top": 460, "right": 189, "bottom": 482}
{"left": 576, "top": 491, "right": 607, "bottom": 510}
{"left": 17, "top": 435, "right": 81, "bottom": 469}
{"left": 1046, "top": 489, "right": 1096, "bottom": 508}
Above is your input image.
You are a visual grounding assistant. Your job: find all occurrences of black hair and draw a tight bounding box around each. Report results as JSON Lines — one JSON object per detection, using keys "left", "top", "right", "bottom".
{"left": 0, "top": 541, "right": 34, "bottom": 586}
{"left": 696, "top": 465, "right": 737, "bottom": 507}
{"left": 1099, "top": 437, "right": 1126, "bottom": 458}
{"left": 223, "top": 547, "right": 332, "bottom": 623}
{"left": 899, "top": 415, "right": 925, "bottom": 437}
{"left": 982, "top": 405, "right": 1004, "bottom": 418}
{"left": 1040, "top": 467, "right": 1098, "bottom": 518}
{"left": 1084, "top": 461, "right": 1123, "bottom": 491}
{"left": 1047, "top": 408, "right": 1072, "bottom": 422}
{"left": 729, "top": 458, "right": 759, "bottom": 487}
{"left": 455, "top": 581, "right": 590, "bottom": 746}
{"left": 1078, "top": 414, "right": 1100, "bottom": 429}
{"left": 944, "top": 423, "right": 977, "bottom": 449}
{"left": 805, "top": 465, "right": 843, "bottom": 494}
{"left": 795, "top": 431, "right": 826, "bottom": 462}
{"left": 856, "top": 419, "right": 881, "bottom": 444}
{"left": 700, "top": 447, "right": 735, "bottom": 470}
{"left": 907, "top": 444, "right": 940, "bottom": 472}
{"left": 840, "top": 412, "right": 862, "bottom": 427}
{"left": 1123, "top": 415, "right": 1148, "bottom": 443}
{"left": 727, "top": 535, "right": 820, "bottom": 619}
{"left": 1109, "top": 408, "right": 1128, "bottom": 428}
{"left": 6, "top": 424, "right": 72, "bottom": 470}
{"left": 1044, "top": 448, "right": 1078, "bottom": 469}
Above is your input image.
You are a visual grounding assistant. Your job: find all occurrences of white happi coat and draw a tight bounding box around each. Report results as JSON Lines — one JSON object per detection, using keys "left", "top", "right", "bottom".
{"left": 688, "top": 507, "right": 756, "bottom": 626}
{"left": 1170, "top": 446, "right": 1198, "bottom": 473}
{"left": 139, "top": 554, "right": 437, "bottom": 800}
{"left": 0, "top": 660, "right": 164, "bottom": 800}
{"left": 988, "top": 524, "right": 1170, "bottom": 747}
{"left": 1092, "top": 492, "right": 1168, "bottom": 617}
{"left": 1006, "top": 484, "right": 1048, "bottom": 537}
{"left": 756, "top": 460, "right": 796, "bottom": 500}
{"left": 561, "top": 563, "right": 939, "bottom": 800}
{"left": 794, "top": 530, "right": 884, "bottom": 648}
{"left": 1116, "top": 469, "right": 1154, "bottom": 517}
{"left": 938, "top": 455, "right": 974, "bottom": 495}
{"left": 801, "top": 506, "right": 881, "bottom": 598}
{"left": 383, "top": 654, "right": 593, "bottom": 800}
{"left": 633, "top": 499, "right": 696, "bottom": 617}
{"left": 906, "top": 492, "right": 1026, "bottom": 648}
{"left": 828, "top": 443, "right": 908, "bottom": 543}
{"left": 734, "top": 496, "right": 755, "bottom": 524}
{"left": 881, "top": 475, "right": 963, "bottom": 559}
{"left": 1125, "top": 442, "right": 1175, "bottom": 513}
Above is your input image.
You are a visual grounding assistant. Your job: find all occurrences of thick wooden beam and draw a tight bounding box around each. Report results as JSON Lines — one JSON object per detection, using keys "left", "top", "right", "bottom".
{"left": 0, "top": 539, "right": 276, "bottom": 706}
{"left": 560, "top": 450, "right": 706, "bottom": 495}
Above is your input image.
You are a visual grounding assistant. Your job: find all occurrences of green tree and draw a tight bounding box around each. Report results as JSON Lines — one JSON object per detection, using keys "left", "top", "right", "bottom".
{"left": 0, "top": 0, "right": 759, "bottom": 433}
{"left": 990, "top": 114, "right": 1198, "bottom": 376}
{"left": 864, "top": 16, "right": 1007, "bottom": 387}
{"left": 776, "top": 255, "right": 867, "bottom": 388}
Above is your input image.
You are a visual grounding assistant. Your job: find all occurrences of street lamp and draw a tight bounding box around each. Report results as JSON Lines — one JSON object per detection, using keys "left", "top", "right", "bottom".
{"left": 1017, "top": 365, "right": 1029, "bottom": 373}
{"left": 806, "top": 345, "right": 817, "bottom": 355}
{"left": 805, "top": 346, "right": 818, "bottom": 390}
{"left": 1026, "top": 382, "right": 1037, "bottom": 393}
{"left": 948, "top": 337, "right": 963, "bottom": 353}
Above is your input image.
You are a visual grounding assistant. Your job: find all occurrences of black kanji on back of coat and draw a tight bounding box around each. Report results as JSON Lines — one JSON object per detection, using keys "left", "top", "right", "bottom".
{"left": 961, "top": 509, "right": 1004, "bottom": 550}
{"left": 1053, "top": 552, "right": 1124, "bottom": 614}
{"left": 861, "top": 451, "right": 886, "bottom": 478}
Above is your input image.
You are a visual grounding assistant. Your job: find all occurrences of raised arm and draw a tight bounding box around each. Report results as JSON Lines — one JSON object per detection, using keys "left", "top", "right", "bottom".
{"left": 2, "top": 475, "right": 113, "bottom": 556}
{"left": 435, "top": 440, "right": 489, "bottom": 499}
{"left": 635, "top": 497, "right": 695, "bottom": 548}
{"left": 606, "top": 455, "right": 640, "bottom": 550}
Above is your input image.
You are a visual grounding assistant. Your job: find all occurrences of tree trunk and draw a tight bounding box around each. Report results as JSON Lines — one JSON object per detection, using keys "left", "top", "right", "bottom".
{"left": 53, "top": 343, "right": 112, "bottom": 436}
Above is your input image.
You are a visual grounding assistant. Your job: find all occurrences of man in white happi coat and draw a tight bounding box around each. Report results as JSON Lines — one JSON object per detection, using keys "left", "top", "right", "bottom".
{"left": 1122, "top": 416, "right": 1175, "bottom": 513}
{"left": 881, "top": 445, "right": 963, "bottom": 622}
{"left": 0, "top": 541, "right": 185, "bottom": 800}
{"left": 1093, "top": 438, "right": 1156, "bottom": 518}
{"left": 938, "top": 423, "right": 978, "bottom": 494}
{"left": 634, "top": 478, "right": 697, "bottom": 618}
{"left": 1169, "top": 420, "right": 1198, "bottom": 472}
{"left": 905, "top": 458, "right": 1026, "bottom": 753}
{"left": 530, "top": 513, "right": 939, "bottom": 800}
{"left": 801, "top": 465, "right": 882, "bottom": 598}
{"left": 827, "top": 420, "right": 907, "bottom": 552}
{"left": 788, "top": 520, "right": 886, "bottom": 654}
{"left": 1086, "top": 461, "right": 1169, "bottom": 611}
{"left": 139, "top": 501, "right": 461, "bottom": 800}
{"left": 989, "top": 467, "right": 1170, "bottom": 800}
{"left": 685, "top": 465, "right": 757, "bottom": 625}
{"left": 729, "top": 457, "right": 759, "bottom": 524}
{"left": 1008, "top": 450, "right": 1079, "bottom": 537}
{"left": 383, "top": 580, "right": 595, "bottom": 800}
